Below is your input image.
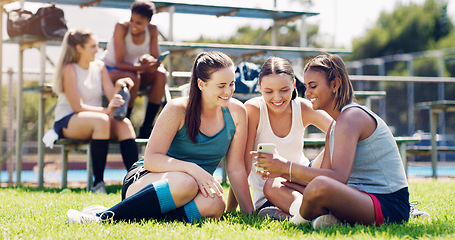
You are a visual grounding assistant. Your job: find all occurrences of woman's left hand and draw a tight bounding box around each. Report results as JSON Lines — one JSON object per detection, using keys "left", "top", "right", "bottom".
{"left": 107, "top": 94, "right": 125, "bottom": 114}
{"left": 251, "top": 151, "right": 289, "bottom": 180}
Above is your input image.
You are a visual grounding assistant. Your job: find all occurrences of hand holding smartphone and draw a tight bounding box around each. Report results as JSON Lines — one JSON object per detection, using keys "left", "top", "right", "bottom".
{"left": 255, "top": 143, "right": 276, "bottom": 171}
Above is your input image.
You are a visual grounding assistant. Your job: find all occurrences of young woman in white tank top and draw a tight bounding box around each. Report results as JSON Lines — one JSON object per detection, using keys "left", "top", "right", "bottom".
{"left": 51, "top": 29, "right": 138, "bottom": 194}
{"left": 227, "top": 57, "right": 332, "bottom": 216}
{"left": 100, "top": 1, "right": 167, "bottom": 139}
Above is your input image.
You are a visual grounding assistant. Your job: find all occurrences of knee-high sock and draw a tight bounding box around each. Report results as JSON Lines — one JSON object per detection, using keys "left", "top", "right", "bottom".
{"left": 158, "top": 199, "right": 201, "bottom": 222}
{"left": 106, "top": 179, "right": 177, "bottom": 221}
{"left": 119, "top": 139, "right": 138, "bottom": 170}
{"left": 126, "top": 108, "right": 133, "bottom": 119}
{"left": 90, "top": 139, "right": 109, "bottom": 185}
{"left": 141, "top": 102, "right": 160, "bottom": 130}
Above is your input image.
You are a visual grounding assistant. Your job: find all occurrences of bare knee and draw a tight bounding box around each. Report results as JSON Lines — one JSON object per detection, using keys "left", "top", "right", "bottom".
{"left": 303, "top": 176, "right": 334, "bottom": 203}
{"left": 196, "top": 196, "right": 226, "bottom": 219}
{"left": 168, "top": 172, "right": 198, "bottom": 203}
{"left": 92, "top": 114, "right": 110, "bottom": 138}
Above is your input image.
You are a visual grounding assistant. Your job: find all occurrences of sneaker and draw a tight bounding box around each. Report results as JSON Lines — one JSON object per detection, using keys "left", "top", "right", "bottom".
{"left": 67, "top": 209, "right": 113, "bottom": 224}
{"left": 82, "top": 205, "right": 109, "bottom": 215}
{"left": 91, "top": 181, "right": 106, "bottom": 194}
{"left": 258, "top": 206, "right": 292, "bottom": 221}
{"left": 410, "top": 201, "right": 431, "bottom": 219}
{"left": 311, "top": 214, "right": 342, "bottom": 229}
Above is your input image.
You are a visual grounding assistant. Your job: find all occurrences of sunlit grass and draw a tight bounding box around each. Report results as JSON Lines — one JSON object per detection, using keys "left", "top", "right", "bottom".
{"left": 0, "top": 180, "right": 453, "bottom": 239}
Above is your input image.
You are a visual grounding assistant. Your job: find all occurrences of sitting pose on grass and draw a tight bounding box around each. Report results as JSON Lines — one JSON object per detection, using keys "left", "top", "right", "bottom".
{"left": 51, "top": 29, "right": 138, "bottom": 194}
{"left": 227, "top": 57, "right": 332, "bottom": 220}
{"left": 67, "top": 51, "right": 254, "bottom": 224}
{"left": 100, "top": 0, "right": 167, "bottom": 138}
{"left": 253, "top": 53, "right": 410, "bottom": 228}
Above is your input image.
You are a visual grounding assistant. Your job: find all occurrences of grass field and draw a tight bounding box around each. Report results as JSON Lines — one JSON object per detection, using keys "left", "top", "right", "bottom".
{"left": 0, "top": 180, "right": 453, "bottom": 239}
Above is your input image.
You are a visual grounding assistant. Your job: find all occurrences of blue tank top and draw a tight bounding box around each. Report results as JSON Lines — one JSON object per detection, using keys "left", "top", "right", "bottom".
{"left": 134, "top": 107, "right": 236, "bottom": 175}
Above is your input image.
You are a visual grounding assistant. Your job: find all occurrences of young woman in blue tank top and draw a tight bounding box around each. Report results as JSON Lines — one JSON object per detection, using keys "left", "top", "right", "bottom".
{"left": 227, "top": 57, "right": 332, "bottom": 218}
{"left": 253, "top": 54, "right": 410, "bottom": 228}
{"left": 67, "top": 51, "right": 254, "bottom": 224}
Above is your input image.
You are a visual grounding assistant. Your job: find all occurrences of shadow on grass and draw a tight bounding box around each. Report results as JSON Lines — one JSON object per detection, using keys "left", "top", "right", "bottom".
{"left": 220, "top": 211, "right": 453, "bottom": 238}
{"left": 0, "top": 184, "right": 123, "bottom": 194}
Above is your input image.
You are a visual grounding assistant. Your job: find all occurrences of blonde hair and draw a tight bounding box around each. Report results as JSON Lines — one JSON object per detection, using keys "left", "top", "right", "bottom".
{"left": 52, "top": 29, "right": 94, "bottom": 94}
{"left": 304, "top": 53, "right": 355, "bottom": 111}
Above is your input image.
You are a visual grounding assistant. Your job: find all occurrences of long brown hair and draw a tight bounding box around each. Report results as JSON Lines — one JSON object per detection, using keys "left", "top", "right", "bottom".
{"left": 304, "top": 53, "right": 354, "bottom": 111}
{"left": 185, "top": 51, "right": 234, "bottom": 143}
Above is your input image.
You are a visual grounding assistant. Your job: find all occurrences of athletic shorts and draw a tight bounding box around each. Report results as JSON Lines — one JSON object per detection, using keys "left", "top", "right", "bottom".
{"left": 105, "top": 65, "right": 117, "bottom": 72}
{"left": 362, "top": 187, "right": 410, "bottom": 226}
{"left": 121, "top": 164, "right": 150, "bottom": 200}
{"left": 53, "top": 113, "right": 75, "bottom": 138}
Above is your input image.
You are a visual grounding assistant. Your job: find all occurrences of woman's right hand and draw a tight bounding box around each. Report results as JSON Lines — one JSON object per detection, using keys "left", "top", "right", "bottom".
{"left": 188, "top": 164, "right": 224, "bottom": 198}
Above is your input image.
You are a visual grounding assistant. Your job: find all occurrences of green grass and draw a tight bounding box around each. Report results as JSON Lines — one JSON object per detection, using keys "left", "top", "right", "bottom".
{"left": 0, "top": 180, "right": 454, "bottom": 239}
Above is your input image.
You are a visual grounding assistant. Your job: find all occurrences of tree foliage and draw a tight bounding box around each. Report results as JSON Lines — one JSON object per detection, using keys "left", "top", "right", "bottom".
{"left": 351, "top": 0, "right": 453, "bottom": 60}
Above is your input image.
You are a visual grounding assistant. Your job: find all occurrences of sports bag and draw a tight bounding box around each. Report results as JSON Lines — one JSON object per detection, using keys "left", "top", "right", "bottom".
{"left": 235, "top": 62, "right": 261, "bottom": 93}
{"left": 27, "top": 4, "right": 68, "bottom": 39}
{"left": 7, "top": 9, "right": 33, "bottom": 37}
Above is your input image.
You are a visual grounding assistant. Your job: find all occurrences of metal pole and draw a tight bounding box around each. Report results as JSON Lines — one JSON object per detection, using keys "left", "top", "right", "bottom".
{"left": 300, "top": 15, "right": 307, "bottom": 47}
{"left": 0, "top": 4, "right": 4, "bottom": 184}
{"left": 407, "top": 59, "right": 415, "bottom": 136}
{"left": 167, "top": 6, "right": 174, "bottom": 87}
{"left": 378, "top": 61, "right": 386, "bottom": 120}
{"left": 7, "top": 68, "right": 14, "bottom": 186}
{"left": 16, "top": 47, "right": 24, "bottom": 186}
{"left": 37, "top": 42, "right": 46, "bottom": 187}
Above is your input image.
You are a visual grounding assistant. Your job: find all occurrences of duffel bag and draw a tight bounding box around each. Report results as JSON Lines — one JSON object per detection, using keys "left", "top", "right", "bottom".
{"left": 27, "top": 4, "right": 68, "bottom": 39}
{"left": 7, "top": 8, "right": 33, "bottom": 38}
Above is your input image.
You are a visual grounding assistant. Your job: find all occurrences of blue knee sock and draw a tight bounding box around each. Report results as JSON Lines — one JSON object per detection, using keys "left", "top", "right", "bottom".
{"left": 159, "top": 199, "right": 201, "bottom": 222}
{"left": 107, "top": 179, "right": 176, "bottom": 221}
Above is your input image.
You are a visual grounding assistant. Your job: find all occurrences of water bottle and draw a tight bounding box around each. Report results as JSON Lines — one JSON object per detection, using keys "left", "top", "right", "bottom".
{"left": 113, "top": 84, "right": 130, "bottom": 121}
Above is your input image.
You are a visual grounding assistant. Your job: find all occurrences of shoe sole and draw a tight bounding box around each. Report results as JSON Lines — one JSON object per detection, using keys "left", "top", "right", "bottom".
{"left": 312, "top": 214, "right": 341, "bottom": 229}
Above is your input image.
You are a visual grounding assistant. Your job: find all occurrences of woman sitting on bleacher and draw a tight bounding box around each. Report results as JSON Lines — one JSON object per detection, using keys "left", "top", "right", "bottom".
{"left": 52, "top": 29, "right": 138, "bottom": 194}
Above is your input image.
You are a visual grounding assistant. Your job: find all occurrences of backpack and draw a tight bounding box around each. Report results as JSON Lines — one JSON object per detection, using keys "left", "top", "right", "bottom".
{"left": 235, "top": 62, "right": 261, "bottom": 93}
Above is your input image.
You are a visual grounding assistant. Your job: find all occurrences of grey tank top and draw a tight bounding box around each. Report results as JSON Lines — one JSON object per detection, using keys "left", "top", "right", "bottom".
{"left": 329, "top": 103, "right": 408, "bottom": 194}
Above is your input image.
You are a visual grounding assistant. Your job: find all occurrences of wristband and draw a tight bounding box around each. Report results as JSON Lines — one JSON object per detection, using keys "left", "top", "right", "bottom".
{"left": 289, "top": 162, "right": 293, "bottom": 182}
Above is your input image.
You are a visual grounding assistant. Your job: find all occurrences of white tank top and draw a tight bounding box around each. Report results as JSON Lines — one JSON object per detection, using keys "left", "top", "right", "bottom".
{"left": 54, "top": 60, "right": 104, "bottom": 121}
{"left": 100, "top": 26, "right": 150, "bottom": 67}
{"left": 248, "top": 96, "right": 309, "bottom": 209}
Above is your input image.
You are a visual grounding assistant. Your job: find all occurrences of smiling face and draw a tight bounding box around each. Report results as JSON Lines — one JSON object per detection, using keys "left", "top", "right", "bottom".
{"left": 77, "top": 37, "right": 98, "bottom": 64}
{"left": 129, "top": 12, "right": 150, "bottom": 35}
{"left": 259, "top": 73, "right": 294, "bottom": 113}
{"left": 304, "top": 69, "right": 336, "bottom": 112}
{"left": 199, "top": 66, "right": 236, "bottom": 107}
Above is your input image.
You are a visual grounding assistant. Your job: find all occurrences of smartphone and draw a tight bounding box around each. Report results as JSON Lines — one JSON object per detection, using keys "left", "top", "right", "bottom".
{"left": 157, "top": 51, "right": 170, "bottom": 62}
{"left": 256, "top": 143, "right": 276, "bottom": 171}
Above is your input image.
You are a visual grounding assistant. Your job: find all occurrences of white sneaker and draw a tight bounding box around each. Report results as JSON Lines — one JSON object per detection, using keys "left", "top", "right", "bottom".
{"left": 410, "top": 201, "right": 431, "bottom": 219}
{"left": 82, "top": 205, "right": 109, "bottom": 215}
{"left": 91, "top": 181, "right": 106, "bottom": 194}
{"left": 67, "top": 209, "right": 114, "bottom": 224}
{"left": 311, "top": 214, "right": 342, "bottom": 229}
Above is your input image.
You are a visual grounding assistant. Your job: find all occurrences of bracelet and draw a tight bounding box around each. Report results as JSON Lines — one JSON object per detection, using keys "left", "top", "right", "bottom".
{"left": 289, "top": 162, "right": 293, "bottom": 182}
